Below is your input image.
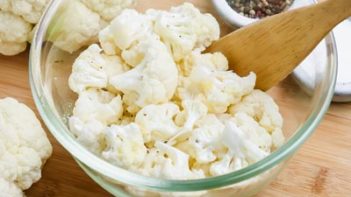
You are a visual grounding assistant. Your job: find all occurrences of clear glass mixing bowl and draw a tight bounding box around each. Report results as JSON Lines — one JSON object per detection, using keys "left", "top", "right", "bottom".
{"left": 29, "top": 0, "right": 337, "bottom": 196}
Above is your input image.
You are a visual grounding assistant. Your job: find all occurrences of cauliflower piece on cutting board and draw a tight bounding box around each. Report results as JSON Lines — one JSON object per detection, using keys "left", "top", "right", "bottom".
{"left": 0, "top": 0, "right": 135, "bottom": 56}
{"left": 0, "top": 97, "right": 52, "bottom": 195}
{"left": 0, "top": 11, "right": 32, "bottom": 56}
{"left": 0, "top": 0, "right": 49, "bottom": 55}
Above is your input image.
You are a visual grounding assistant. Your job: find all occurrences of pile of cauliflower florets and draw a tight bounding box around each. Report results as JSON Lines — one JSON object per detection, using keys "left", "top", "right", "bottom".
{"left": 0, "top": 98, "right": 52, "bottom": 197}
{"left": 68, "top": 3, "right": 285, "bottom": 180}
{"left": 0, "top": 0, "right": 135, "bottom": 56}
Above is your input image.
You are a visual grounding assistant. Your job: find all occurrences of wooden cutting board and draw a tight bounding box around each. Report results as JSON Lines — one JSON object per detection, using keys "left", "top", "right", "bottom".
{"left": 1, "top": 1, "right": 351, "bottom": 196}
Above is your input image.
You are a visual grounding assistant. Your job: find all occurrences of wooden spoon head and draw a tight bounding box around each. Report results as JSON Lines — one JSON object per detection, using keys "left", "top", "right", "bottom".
{"left": 207, "top": 0, "right": 351, "bottom": 91}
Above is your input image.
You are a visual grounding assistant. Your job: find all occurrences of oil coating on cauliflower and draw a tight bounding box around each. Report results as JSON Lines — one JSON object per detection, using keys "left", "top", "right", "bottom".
{"left": 0, "top": 97, "right": 52, "bottom": 196}
{"left": 146, "top": 3, "right": 220, "bottom": 61}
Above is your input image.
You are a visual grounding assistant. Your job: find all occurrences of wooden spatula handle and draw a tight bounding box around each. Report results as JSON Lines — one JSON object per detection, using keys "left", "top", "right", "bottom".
{"left": 208, "top": 0, "right": 351, "bottom": 90}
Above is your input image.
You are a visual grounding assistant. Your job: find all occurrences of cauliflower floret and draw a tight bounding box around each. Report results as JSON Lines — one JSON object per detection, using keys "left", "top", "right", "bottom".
{"left": 176, "top": 114, "right": 224, "bottom": 164}
{"left": 229, "top": 90, "right": 284, "bottom": 148}
{"left": 0, "top": 41, "right": 27, "bottom": 56}
{"left": 175, "top": 100, "right": 208, "bottom": 131}
{"left": 170, "top": 99, "right": 208, "bottom": 143}
{"left": 72, "top": 88, "right": 123, "bottom": 125}
{"left": 0, "top": 177, "right": 23, "bottom": 197}
{"left": 146, "top": 3, "right": 220, "bottom": 61}
{"left": 178, "top": 53, "right": 256, "bottom": 113}
{"left": 137, "top": 142, "right": 204, "bottom": 180}
{"left": 102, "top": 123, "right": 147, "bottom": 167}
{"left": 209, "top": 155, "right": 248, "bottom": 177}
{"left": 135, "top": 103, "right": 179, "bottom": 143}
{"left": 69, "top": 44, "right": 127, "bottom": 93}
{"left": 0, "top": 11, "right": 32, "bottom": 56}
{"left": 99, "top": 9, "right": 153, "bottom": 55}
{"left": 233, "top": 112, "right": 272, "bottom": 153}
{"left": 110, "top": 37, "right": 178, "bottom": 111}
{"left": 179, "top": 51, "right": 229, "bottom": 76}
{"left": 48, "top": 0, "right": 102, "bottom": 53}
{"left": 222, "top": 121, "right": 268, "bottom": 164}
{"left": 3, "top": 0, "right": 50, "bottom": 24}
{"left": 0, "top": 97, "right": 52, "bottom": 191}
{"left": 230, "top": 90, "right": 283, "bottom": 133}
{"left": 69, "top": 117, "right": 106, "bottom": 153}
{"left": 80, "top": 0, "right": 135, "bottom": 21}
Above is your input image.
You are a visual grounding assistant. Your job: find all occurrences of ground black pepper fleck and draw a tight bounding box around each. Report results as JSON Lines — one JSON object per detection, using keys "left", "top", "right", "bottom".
{"left": 227, "top": 0, "right": 293, "bottom": 19}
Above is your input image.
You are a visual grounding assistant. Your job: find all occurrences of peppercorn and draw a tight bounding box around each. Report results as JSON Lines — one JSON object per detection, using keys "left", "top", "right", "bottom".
{"left": 226, "top": 0, "right": 294, "bottom": 19}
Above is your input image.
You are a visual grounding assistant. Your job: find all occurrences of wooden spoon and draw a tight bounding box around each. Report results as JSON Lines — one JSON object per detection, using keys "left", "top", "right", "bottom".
{"left": 207, "top": 0, "right": 351, "bottom": 90}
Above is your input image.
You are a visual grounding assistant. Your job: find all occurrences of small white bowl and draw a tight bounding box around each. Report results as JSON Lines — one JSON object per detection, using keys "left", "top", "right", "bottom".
{"left": 211, "top": 0, "right": 305, "bottom": 27}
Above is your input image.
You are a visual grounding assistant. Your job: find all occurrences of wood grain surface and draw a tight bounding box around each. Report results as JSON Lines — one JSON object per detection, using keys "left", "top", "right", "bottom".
{"left": 1, "top": 1, "right": 350, "bottom": 196}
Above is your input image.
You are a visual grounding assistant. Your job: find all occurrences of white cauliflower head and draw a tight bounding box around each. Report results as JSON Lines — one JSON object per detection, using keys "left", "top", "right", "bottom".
{"left": 72, "top": 88, "right": 123, "bottom": 125}
{"left": 1, "top": 0, "right": 50, "bottom": 24}
{"left": 0, "top": 0, "right": 50, "bottom": 55}
{"left": 80, "top": 0, "right": 135, "bottom": 21}
{"left": 0, "top": 97, "right": 52, "bottom": 191}
{"left": 178, "top": 52, "right": 256, "bottom": 113}
{"left": 99, "top": 9, "right": 153, "bottom": 54}
{"left": 0, "top": 11, "right": 32, "bottom": 56}
{"left": 146, "top": 3, "right": 220, "bottom": 61}
{"left": 110, "top": 37, "right": 178, "bottom": 111}
{"left": 102, "top": 123, "right": 147, "bottom": 167}
{"left": 135, "top": 103, "right": 179, "bottom": 143}
{"left": 69, "top": 44, "right": 127, "bottom": 93}
{"left": 0, "top": 177, "right": 23, "bottom": 197}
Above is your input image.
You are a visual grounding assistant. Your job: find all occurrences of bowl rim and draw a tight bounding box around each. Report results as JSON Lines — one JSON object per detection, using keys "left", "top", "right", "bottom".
{"left": 29, "top": 0, "right": 338, "bottom": 192}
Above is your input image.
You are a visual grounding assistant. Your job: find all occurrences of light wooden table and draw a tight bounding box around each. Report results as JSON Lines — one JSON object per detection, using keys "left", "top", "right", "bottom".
{"left": 1, "top": 1, "right": 351, "bottom": 196}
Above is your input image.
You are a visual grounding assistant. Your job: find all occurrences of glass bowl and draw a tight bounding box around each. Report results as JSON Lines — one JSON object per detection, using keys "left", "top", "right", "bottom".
{"left": 29, "top": 0, "right": 337, "bottom": 196}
